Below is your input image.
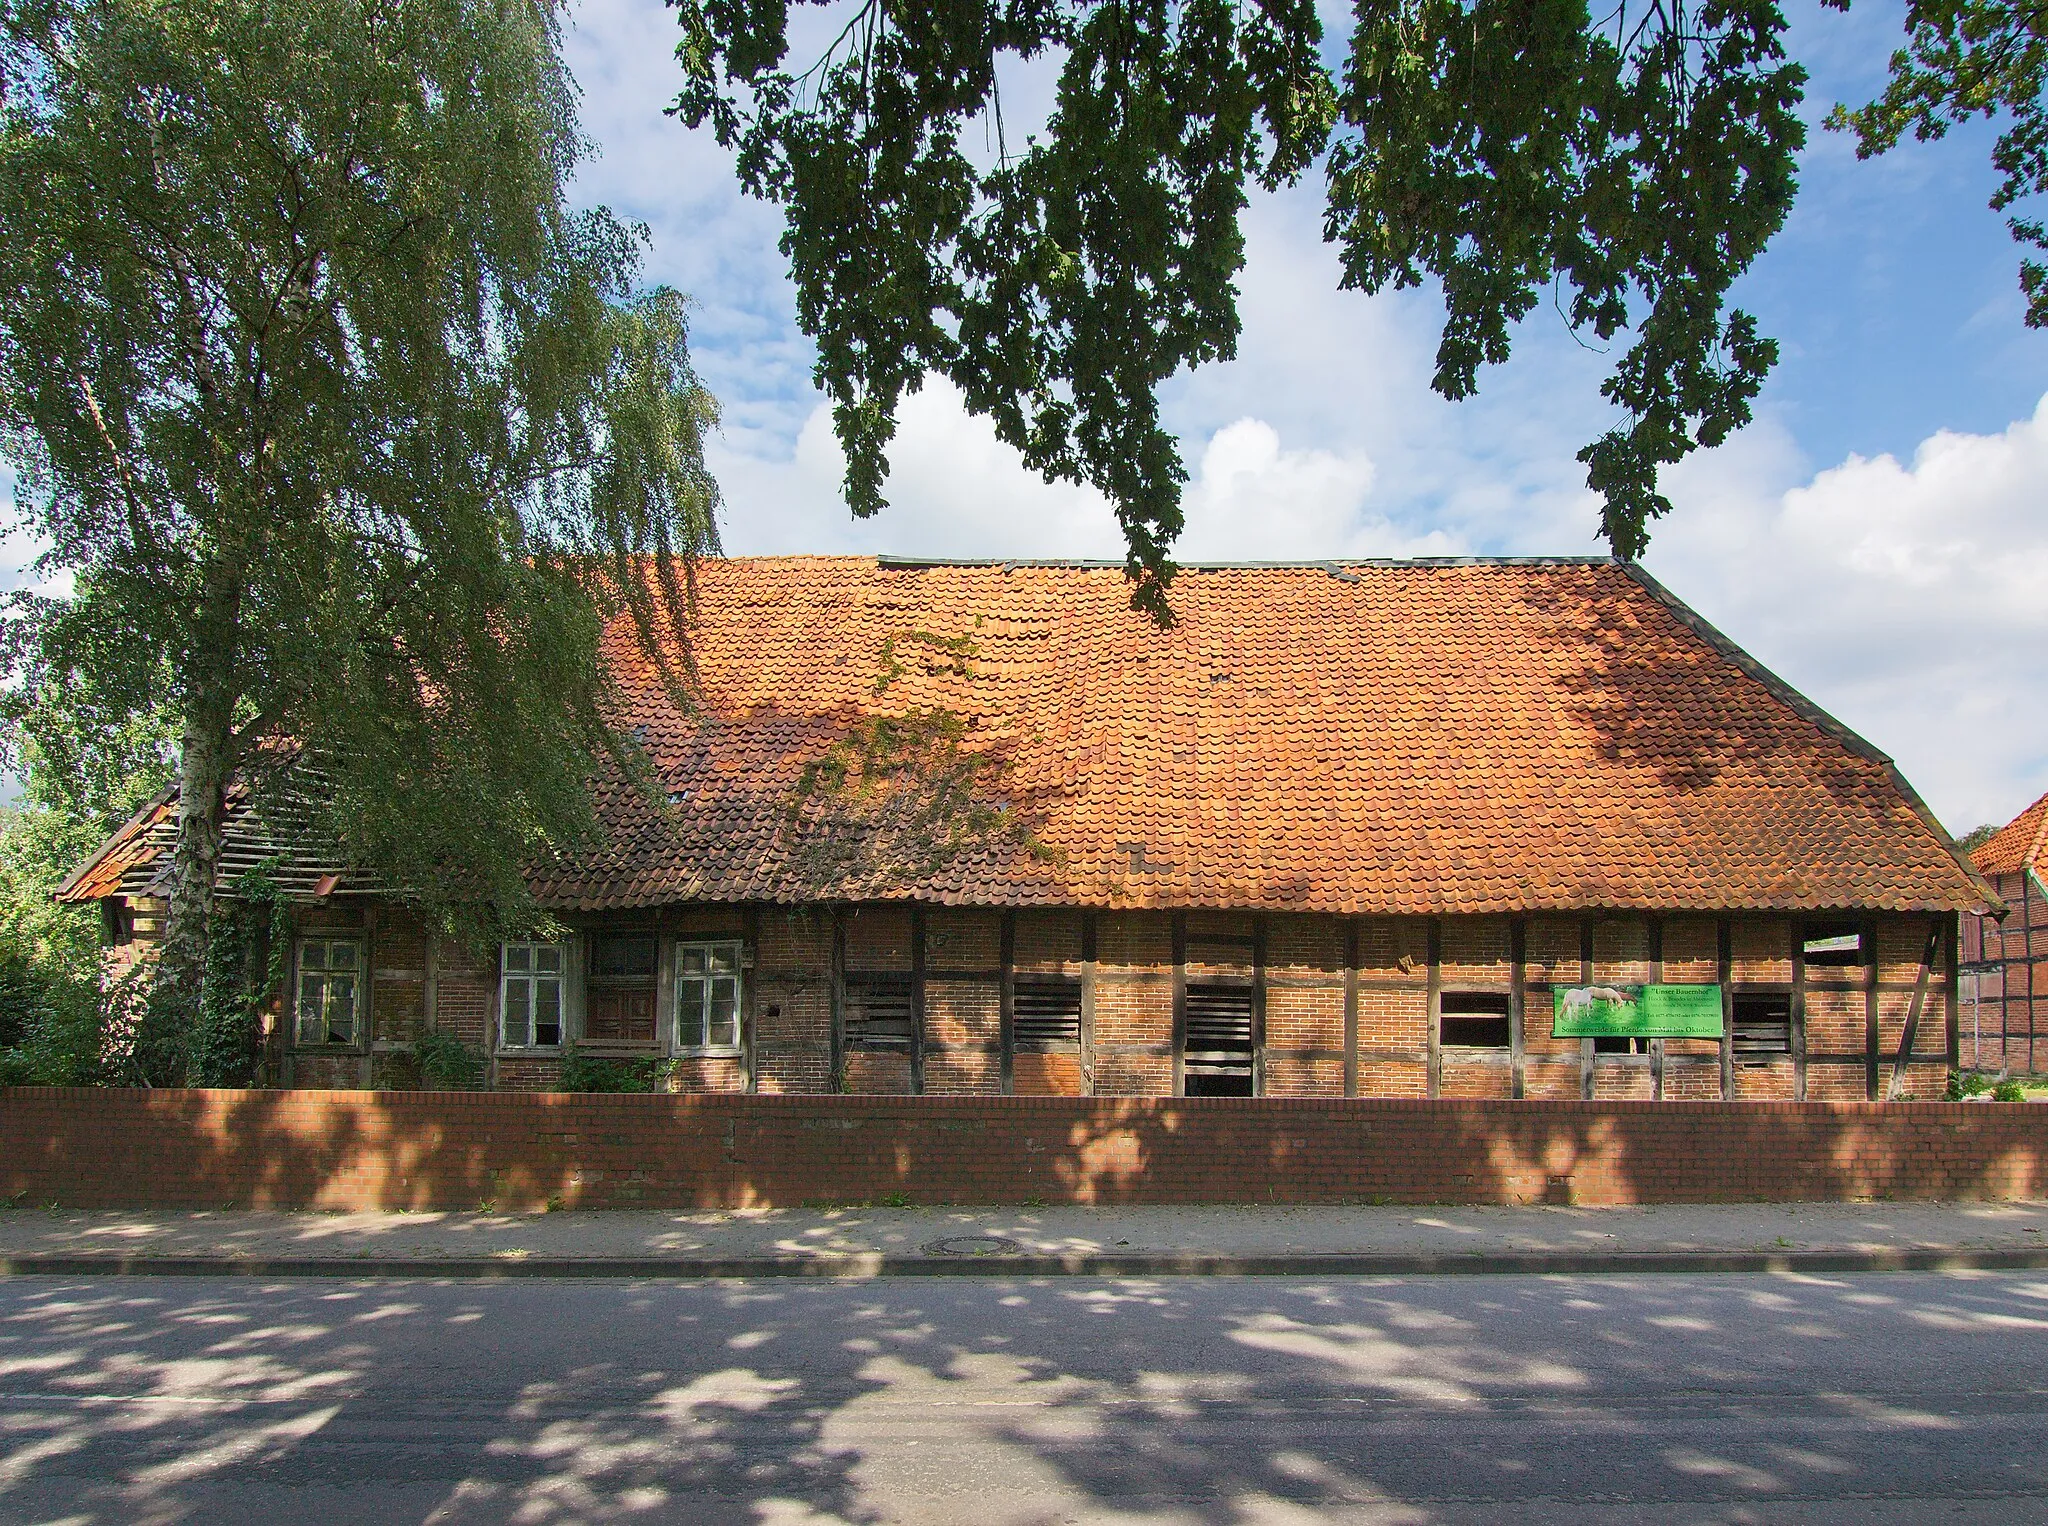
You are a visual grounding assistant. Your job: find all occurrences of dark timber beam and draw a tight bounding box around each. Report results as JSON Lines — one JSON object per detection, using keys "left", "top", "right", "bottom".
{"left": 1426, "top": 919, "right": 1444, "bottom": 1100}
{"left": 1509, "top": 918, "right": 1527, "bottom": 1100}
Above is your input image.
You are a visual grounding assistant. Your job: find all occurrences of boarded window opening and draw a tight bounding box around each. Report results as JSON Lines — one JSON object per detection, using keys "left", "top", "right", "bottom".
{"left": 591, "top": 934, "right": 657, "bottom": 979}
{"left": 846, "top": 973, "right": 915, "bottom": 1051}
{"left": 1733, "top": 992, "right": 1792, "bottom": 1056}
{"left": 1439, "top": 991, "right": 1511, "bottom": 1048}
{"left": 1184, "top": 981, "right": 1254, "bottom": 1096}
{"left": 586, "top": 931, "right": 657, "bottom": 1043}
{"left": 1802, "top": 923, "right": 1863, "bottom": 968}
{"left": 1014, "top": 978, "right": 1082, "bottom": 1050}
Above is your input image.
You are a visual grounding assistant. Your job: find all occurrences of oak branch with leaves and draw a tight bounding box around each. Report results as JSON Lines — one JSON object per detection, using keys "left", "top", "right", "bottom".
{"left": 675, "top": 0, "right": 1808, "bottom": 606}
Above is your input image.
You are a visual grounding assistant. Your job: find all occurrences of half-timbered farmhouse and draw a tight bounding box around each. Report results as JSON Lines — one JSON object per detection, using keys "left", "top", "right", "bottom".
{"left": 1962, "top": 789, "right": 2048, "bottom": 1073}
{"left": 62, "top": 556, "right": 1994, "bottom": 1100}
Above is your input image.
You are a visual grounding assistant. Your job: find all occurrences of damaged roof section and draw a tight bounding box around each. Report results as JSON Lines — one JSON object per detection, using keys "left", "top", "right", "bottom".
{"left": 63, "top": 556, "right": 1996, "bottom": 916}
{"left": 56, "top": 770, "right": 363, "bottom": 905}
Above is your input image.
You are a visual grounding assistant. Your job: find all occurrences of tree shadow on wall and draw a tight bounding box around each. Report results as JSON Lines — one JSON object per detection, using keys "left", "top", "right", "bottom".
{"left": 6, "top": 1089, "right": 2043, "bottom": 1215}
{"left": 0, "top": 1266, "right": 2041, "bottom": 1521}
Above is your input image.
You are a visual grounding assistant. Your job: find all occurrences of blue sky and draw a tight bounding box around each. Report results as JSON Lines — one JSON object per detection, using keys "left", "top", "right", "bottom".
{"left": 554, "top": 0, "right": 2048, "bottom": 839}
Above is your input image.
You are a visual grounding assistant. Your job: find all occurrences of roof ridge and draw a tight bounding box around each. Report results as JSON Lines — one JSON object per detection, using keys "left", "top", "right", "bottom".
{"left": 865, "top": 554, "right": 1623, "bottom": 571}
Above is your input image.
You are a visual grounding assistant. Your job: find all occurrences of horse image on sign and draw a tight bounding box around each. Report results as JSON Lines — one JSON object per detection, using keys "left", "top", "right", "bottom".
{"left": 1553, "top": 984, "right": 1725, "bottom": 1039}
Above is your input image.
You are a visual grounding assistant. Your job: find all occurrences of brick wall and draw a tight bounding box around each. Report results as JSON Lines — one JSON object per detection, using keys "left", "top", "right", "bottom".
{"left": 2, "top": 1089, "right": 2040, "bottom": 1211}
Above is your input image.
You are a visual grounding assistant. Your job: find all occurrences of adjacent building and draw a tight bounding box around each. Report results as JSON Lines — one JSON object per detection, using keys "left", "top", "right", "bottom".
{"left": 1962, "top": 789, "right": 2048, "bottom": 1073}
{"left": 61, "top": 556, "right": 1994, "bottom": 1100}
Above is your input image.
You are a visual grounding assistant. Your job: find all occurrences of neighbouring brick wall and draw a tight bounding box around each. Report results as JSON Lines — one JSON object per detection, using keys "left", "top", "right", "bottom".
{"left": 3, "top": 1089, "right": 2041, "bottom": 1211}
{"left": 1964, "top": 870, "right": 2047, "bottom": 1075}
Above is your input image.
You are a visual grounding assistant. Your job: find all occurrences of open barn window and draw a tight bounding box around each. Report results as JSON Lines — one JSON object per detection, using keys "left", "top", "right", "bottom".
{"left": 1439, "top": 991, "right": 1511, "bottom": 1048}
{"left": 500, "top": 943, "right": 566, "bottom": 1049}
{"left": 1014, "top": 978, "right": 1082, "bottom": 1050}
{"left": 1732, "top": 993, "right": 1792, "bottom": 1056}
{"left": 845, "top": 973, "right": 915, "bottom": 1051}
{"left": 1802, "top": 923, "right": 1863, "bottom": 968}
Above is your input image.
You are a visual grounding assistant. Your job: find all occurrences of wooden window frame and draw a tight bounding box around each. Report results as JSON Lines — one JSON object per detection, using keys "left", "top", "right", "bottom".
{"left": 499, "top": 941, "right": 569, "bottom": 1053}
{"left": 294, "top": 936, "right": 364, "bottom": 1048}
{"left": 673, "top": 939, "right": 744, "bottom": 1057}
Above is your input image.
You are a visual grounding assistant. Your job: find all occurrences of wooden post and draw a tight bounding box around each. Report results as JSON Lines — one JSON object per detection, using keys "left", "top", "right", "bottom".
{"left": 1251, "top": 915, "right": 1268, "bottom": 1098}
{"left": 1792, "top": 922, "right": 1808, "bottom": 1102}
{"left": 1649, "top": 916, "right": 1665, "bottom": 1102}
{"left": 1717, "top": 917, "right": 1734, "bottom": 1101}
{"left": 998, "top": 909, "right": 1016, "bottom": 1096}
{"left": 1426, "top": 918, "right": 1444, "bottom": 1100}
{"left": 1509, "top": 917, "right": 1527, "bottom": 1101}
{"left": 1171, "top": 912, "right": 1188, "bottom": 1097}
{"left": 829, "top": 907, "right": 846, "bottom": 1094}
{"left": 1863, "top": 912, "right": 1881, "bottom": 1101}
{"left": 1080, "top": 912, "right": 1098, "bottom": 1096}
{"left": 1343, "top": 918, "right": 1360, "bottom": 1099}
{"left": 909, "top": 904, "right": 927, "bottom": 1095}
{"left": 1946, "top": 911, "right": 1961, "bottom": 1075}
{"left": 1579, "top": 917, "right": 1596, "bottom": 1101}
{"left": 1886, "top": 920, "right": 1941, "bottom": 1100}
{"left": 744, "top": 904, "right": 761, "bottom": 1094}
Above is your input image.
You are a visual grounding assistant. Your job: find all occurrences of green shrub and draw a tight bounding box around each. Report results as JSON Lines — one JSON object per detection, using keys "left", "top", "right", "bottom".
{"left": 1948, "top": 1070, "right": 1998, "bottom": 1100}
{"left": 559, "top": 1043, "right": 672, "bottom": 1094}
{"left": 1993, "top": 1079, "right": 2028, "bottom": 1103}
{"left": 0, "top": 1049, "right": 32, "bottom": 1086}
{"left": 412, "top": 1027, "right": 484, "bottom": 1091}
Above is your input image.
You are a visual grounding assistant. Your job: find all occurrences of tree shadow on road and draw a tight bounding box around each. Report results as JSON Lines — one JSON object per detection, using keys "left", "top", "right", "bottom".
{"left": 0, "top": 1270, "right": 2043, "bottom": 1523}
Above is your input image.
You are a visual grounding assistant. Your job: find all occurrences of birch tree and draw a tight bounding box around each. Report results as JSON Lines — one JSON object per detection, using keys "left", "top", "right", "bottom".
{"left": 0, "top": 0, "right": 719, "bottom": 1081}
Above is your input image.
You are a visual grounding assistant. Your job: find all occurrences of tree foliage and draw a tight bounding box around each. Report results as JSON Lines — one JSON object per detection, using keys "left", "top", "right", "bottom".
{"left": 0, "top": 0, "right": 721, "bottom": 1079}
{"left": 675, "top": 0, "right": 1806, "bottom": 600}
{"left": 0, "top": 672, "right": 176, "bottom": 1083}
{"left": 1831, "top": 0, "right": 2048, "bottom": 326}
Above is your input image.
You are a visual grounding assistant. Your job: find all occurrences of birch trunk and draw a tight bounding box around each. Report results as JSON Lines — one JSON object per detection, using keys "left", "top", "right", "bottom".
{"left": 137, "top": 575, "right": 242, "bottom": 1084}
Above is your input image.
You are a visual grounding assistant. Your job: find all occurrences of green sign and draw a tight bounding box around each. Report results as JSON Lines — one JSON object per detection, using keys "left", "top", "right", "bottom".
{"left": 1552, "top": 984, "right": 1724, "bottom": 1039}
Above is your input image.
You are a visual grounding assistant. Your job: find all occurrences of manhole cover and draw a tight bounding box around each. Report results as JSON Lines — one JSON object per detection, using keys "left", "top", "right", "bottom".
{"left": 921, "top": 1234, "right": 1024, "bottom": 1257}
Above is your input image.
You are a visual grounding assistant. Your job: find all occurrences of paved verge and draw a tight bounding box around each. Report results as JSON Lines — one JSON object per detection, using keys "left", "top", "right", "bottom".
{"left": 3, "top": 1199, "right": 2048, "bottom": 1277}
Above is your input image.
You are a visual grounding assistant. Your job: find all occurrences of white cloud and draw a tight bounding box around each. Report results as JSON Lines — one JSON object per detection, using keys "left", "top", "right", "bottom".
{"left": 714, "top": 378, "right": 1455, "bottom": 562}
{"left": 1649, "top": 399, "right": 2048, "bottom": 835}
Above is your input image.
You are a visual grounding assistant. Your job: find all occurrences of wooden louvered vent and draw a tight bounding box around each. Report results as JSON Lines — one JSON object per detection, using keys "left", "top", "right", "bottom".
{"left": 846, "top": 974, "right": 915, "bottom": 1051}
{"left": 1014, "top": 979, "right": 1082, "bottom": 1050}
{"left": 1184, "top": 981, "right": 1254, "bottom": 1096}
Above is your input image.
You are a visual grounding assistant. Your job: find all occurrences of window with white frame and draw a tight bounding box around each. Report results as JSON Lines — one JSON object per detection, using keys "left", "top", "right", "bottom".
{"left": 675, "top": 941, "right": 742, "bottom": 1052}
{"left": 501, "top": 943, "right": 567, "bottom": 1049}
{"left": 295, "top": 938, "right": 361, "bottom": 1046}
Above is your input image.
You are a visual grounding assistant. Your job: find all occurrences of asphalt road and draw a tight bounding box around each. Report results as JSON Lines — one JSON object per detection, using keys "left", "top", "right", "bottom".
{"left": 0, "top": 1272, "right": 2044, "bottom": 1524}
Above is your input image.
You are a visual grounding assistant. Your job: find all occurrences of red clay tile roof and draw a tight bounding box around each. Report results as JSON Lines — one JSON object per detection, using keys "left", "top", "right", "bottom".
{"left": 524, "top": 556, "right": 1988, "bottom": 915}
{"left": 63, "top": 555, "right": 1993, "bottom": 915}
{"left": 1972, "top": 789, "right": 2048, "bottom": 880}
